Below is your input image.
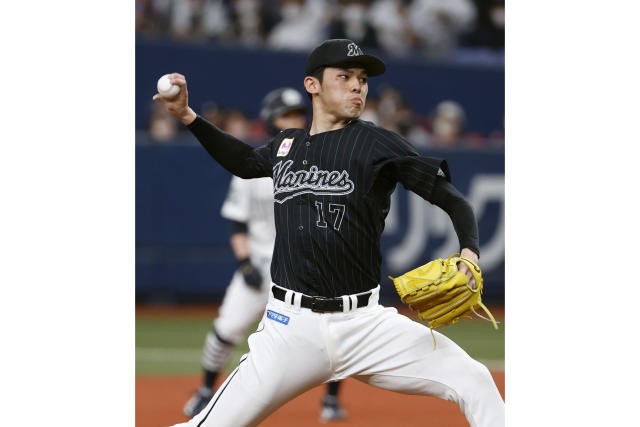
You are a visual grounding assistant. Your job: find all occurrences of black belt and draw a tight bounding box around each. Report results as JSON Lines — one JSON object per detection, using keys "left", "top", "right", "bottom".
{"left": 271, "top": 286, "right": 372, "bottom": 313}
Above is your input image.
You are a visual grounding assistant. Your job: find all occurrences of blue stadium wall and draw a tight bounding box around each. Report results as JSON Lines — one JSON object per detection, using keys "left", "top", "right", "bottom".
{"left": 135, "top": 143, "right": 504, "bottom": 304}
{"left": 136, "top": 38, "right": 504, "bottom": 134}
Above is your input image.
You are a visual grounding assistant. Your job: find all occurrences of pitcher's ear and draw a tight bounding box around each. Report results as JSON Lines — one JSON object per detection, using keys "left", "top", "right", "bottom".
{"left": 304, "top": 76, "right": 320, "bottom": 96}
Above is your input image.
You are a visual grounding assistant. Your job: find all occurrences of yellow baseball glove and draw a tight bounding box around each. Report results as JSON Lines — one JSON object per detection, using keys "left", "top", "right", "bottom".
{"left": 389, "top": 254, "right": 498, "bottom": 334}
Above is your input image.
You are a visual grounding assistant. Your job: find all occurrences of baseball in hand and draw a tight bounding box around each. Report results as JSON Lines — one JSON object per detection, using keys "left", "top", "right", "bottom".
{"left": 157, "top": 74, "right": 180, "bottom": 98}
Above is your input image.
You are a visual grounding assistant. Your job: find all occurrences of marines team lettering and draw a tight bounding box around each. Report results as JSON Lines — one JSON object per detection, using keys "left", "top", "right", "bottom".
{"left": 272, "top": 159, "right": 355, "bottom": 203}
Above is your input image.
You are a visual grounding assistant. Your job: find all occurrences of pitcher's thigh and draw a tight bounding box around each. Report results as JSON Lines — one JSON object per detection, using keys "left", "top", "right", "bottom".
{"left": 186, "top": 354, "right": 314, "bottom": 427}
{"left": 352, "top": 311, "right": 503, "bottom": 427}
{"left": 187, "top": 307, "right": 331, "bottom": 426}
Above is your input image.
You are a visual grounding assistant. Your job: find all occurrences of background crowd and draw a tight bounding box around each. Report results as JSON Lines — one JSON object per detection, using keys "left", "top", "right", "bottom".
{"left": 136, "top": 0, "right": 504, "bottom": 61}
{"left": 137, "top": 0, "right": 505, "bottom": 149}
{"left": 145, "top": 86, "right": 504, "bottom": 149}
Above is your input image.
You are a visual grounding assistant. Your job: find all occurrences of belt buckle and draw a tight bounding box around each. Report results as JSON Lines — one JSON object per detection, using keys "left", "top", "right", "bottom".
{"left": 310, "top": 296, "right": 333, "bottom": 313}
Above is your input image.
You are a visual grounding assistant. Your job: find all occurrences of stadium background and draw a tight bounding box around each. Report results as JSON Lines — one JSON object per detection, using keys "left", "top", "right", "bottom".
{"left": 135, "top": 1, "right": 504, "bottom": 425}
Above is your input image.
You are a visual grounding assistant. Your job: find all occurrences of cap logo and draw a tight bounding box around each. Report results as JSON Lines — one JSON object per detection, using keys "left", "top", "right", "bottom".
{"left": 346, "top": 42, "right": 363, "bottom": 57}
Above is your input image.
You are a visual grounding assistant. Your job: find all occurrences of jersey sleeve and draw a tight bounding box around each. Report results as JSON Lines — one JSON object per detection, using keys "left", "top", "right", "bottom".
{"left": 220, "top": 176, "right": 252, "bottom": 222}
{"left": 188, "top": 115, "right": 274, "bottom": 178}
{"left": 430, "top": 176, "right": 480, "bottom": 256}
{"left": 371, "top": 128, "right": 450, "bottom": 202}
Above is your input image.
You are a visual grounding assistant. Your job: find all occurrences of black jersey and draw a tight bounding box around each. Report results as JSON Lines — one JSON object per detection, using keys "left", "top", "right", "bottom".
{"left": 189, "top": 117, "right": 476, "bottom": 297}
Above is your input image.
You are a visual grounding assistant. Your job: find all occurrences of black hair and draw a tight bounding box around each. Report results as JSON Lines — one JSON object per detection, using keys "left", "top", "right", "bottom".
{"left": 305, "top": 66, "right": 326, "bottom": 101}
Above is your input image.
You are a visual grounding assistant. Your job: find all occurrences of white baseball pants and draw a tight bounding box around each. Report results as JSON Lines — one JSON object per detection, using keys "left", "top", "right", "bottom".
{"left": 173, "top": 285, "right": 505, "bottom": 427}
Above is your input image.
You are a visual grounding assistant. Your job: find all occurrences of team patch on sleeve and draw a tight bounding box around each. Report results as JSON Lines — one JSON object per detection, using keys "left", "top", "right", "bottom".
{"left": 266, "top": 309, "right": 290, "bottom": 325}
{"left": 276, "top": 138, "right": 294, "bottom": 157}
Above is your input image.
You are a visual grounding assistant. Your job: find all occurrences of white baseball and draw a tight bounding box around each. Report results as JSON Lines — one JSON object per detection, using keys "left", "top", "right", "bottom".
{"left": 157, "top": 74, "right": 180, "bottom": 98}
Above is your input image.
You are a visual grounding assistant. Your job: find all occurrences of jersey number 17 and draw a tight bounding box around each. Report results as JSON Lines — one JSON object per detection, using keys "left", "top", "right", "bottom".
{"left": 314, "top": 202, "right": 346, "bottom": 231}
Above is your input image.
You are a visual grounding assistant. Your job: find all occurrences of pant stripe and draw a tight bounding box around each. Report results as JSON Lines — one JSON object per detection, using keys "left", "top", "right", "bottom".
{"left": 197, "top": 356, "right": 246, "bottom": 426}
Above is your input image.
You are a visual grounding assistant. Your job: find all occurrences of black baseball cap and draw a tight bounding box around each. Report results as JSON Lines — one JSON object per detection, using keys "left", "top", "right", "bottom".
{"left": 305, "top": 39, "right": 386, "bottom": 77}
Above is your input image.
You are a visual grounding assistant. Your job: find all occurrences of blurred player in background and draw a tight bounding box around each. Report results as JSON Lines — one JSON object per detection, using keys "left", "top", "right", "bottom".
{"left": 183, "top": 87, "right": 347, "bottom": 422}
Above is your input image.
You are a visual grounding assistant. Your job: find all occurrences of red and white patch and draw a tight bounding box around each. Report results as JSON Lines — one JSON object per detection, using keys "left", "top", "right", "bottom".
{"left": 277, "top": 137, "right": 294, "bottom": 157}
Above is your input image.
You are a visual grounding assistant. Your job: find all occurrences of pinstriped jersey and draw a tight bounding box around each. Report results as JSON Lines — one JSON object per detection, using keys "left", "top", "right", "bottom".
{"left": 244, "top": 119, "right": 449, "bottom": 297}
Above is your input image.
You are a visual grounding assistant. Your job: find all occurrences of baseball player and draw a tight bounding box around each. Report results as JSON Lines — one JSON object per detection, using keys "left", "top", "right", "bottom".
{"left": 183, "top": 87, "right": 347, "bottom": 422}
{"left": 154, "top": 39, "right": 505, "bottom": 427}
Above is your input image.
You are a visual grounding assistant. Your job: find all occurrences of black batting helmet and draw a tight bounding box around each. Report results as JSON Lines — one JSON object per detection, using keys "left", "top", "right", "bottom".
{"left": 260, "top": 87, "right": 307, "bottom": 136}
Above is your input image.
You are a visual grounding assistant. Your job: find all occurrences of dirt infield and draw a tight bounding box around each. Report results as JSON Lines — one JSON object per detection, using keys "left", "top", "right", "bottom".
{"left": 136, "top": 372, "right": 505, "bottom": 426}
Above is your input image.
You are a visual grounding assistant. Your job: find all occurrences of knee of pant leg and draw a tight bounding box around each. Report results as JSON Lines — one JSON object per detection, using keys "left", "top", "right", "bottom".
{"left": 213, "top": 329, "right": 237, "bottom": 346}
{"left": 203, "top": 329, "right": 237, "bottom": 351}
{"left": 213, "top": 321, "right": 246, "bottom": 344}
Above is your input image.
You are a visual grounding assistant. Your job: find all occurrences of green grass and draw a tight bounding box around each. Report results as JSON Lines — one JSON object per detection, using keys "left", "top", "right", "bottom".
{"left": 136, "top": 316, "right": 255, "bottom": 375}
{"left": 439, "top": 319, "right": 505, "bottom": 365}
{"left": 136, "top": 311, "right": 504, "bottom": 376}
{"left": 136, "top": 318, "right": 215, "bottom": 349}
